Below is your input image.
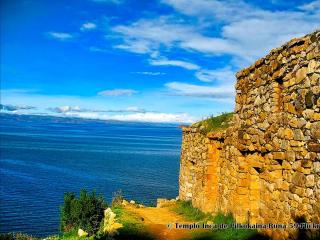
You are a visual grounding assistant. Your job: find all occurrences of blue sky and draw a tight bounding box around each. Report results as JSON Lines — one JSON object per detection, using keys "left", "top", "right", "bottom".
{"left": 1, "top": 0, "right": 319, "bottom": 123}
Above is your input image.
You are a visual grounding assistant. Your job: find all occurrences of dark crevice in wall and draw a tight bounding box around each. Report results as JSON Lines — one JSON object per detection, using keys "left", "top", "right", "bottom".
{"left": 261, "top": 151, "right": 271, "bottom": 157}
{"left": 275, "top": 77, "right": 284, "bottom": 112}
{"left": 275, "top": 77, "right": 284, "bottom": 85}
{"left": 253, "top": 167, "right": 264, "bottom": 174}
{"left": 239, "top": 149, "right": 260, "bottom": 156}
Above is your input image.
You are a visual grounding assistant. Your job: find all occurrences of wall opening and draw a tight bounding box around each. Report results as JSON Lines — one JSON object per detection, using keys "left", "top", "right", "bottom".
{"left": 253, "top": 167, "right": 264, "bottom": 174}
{"left": 275, "top": 77, "right": 284, "bottom": 112}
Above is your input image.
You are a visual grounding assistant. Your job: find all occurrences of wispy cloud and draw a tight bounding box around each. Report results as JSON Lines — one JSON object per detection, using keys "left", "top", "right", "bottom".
{"left": 80, "top": 22, "right": 97, "bottom": 31}
{"left": 98, "top": 89, "right": 138, "bottom": 96}
{"left": 112, "top": 2, "right": 319, "bottom": 67}
{"left": 92, "top": 0, "right": 123, "bottom": 4}
{"left": 47, "top": 105, "right": 192, "bottom": 123}
{"left": 149, "top": 58, "right": 200, "bottom": 70}
{"left": 124, "top": 106, "right": 145, "bottom": 113}
{"left": 161, "top": 0, "right": 265, "bottom": 22}
{"left": 165, "top": 82, "right": 234, "bottom": 99}
{"left": 48, "top": 106, "right": 83, "bottom": 113}
{"left": 0, "top": 104, "right": 36, "bottom": 112}
{"left": 48, "top": 32, "right": 74, "bottom": 40}
{"left": 298, "top": 0, "right": 320, "bottom": 12}
{"left": 48, "top": 105, "right": 146, "bottom": 113}
{"left": 133, "top": 71, "right": 166, "bottom": 76}
{"left": 112, "top": 17, "right": 196, "bottom": 55}
{"left": 195, "top": 67, "right": 235, "bottom": 83}
{"left": 1, "top": 89, "right": 196, "bottom": 123}
{"left": 88, "top": 46, "right": 108, "bottom": 52}
{"left": 62, "top": 111, "right": 194, "bottom": 123}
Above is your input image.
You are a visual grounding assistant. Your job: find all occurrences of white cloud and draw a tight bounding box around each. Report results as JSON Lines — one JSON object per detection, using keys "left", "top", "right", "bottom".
{"left": 112, "top": 2, "right": 319, "bottom": 67}
{"left": 0, "top": 89, "right": 199, "bottom": 123}
{"left": 112, "top": 17, "right": 198, "bottom": 55}
{"left": 195, "top": 67, "right": 235, "bottom": 83}
{"left": 115, "top": 40, "right": 153, "bottom": 54}
{"left": 299, "top": 0, "right": 320, "bottom": 12}
{"left": 125, "top": 106, "right": 146, "bottom": 113}
{"left": 49, "top": 105, "right": 82, "bottom": 113}
{"left": 46, "top": 105, "right": 192, "bottom": 123}
{"left": 62, "top": 111, "right": 194, "bottom": 123}
{"left": 48, "top": 32, "right": 73, "bottom": 40}
{"left": 0, "top": 104, "right": 35, "bottom": 112}
{"left": 149, "top": 58, "right": 200, "bottom": 70}
{"left": 162, "top": 0, "right": 262, "bottom": 22}
{"left": 98, "top": 89, "right": 138, "bottom": 96}
{"left": 133, "top": 71, "right": 166, "bottom": 76}
{"left": 165, "top": 82, "right": 234, "bottom": 99}
{"left": 81, "top": 22, "right": 97, "bottom": 31}
{"left": 48, "top": 105, "right": 147, "bottom": 113}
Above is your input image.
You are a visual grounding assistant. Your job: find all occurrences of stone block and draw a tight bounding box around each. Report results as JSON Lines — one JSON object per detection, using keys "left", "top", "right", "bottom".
{"left": 314, "top": 162, "right": 320, "bottom": 173}
{"left": 306, "top": 175, "right": 315, "bottom": 187}
{"left": 292, "top": 172, "right": 306, "bottom": 187}
{"left": 295, "top": 67, "right": 308, "bottom": 83}
{"left": 293, "top": 129, "right": 304, "bottom": 141}
{"left": 307, "top": 142, "right": 320, "bottom": 152}
{"left": 284, "top": 128, "right": 294, "bottom": 140}
{"left": 274, "top": 152, "right": 285, "bottom": 160}
{"left": 237, "top": 187, "right": 248, "bottom": 195}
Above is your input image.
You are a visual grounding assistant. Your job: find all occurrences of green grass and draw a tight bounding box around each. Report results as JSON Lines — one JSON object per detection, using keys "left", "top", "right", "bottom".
{"left": 189, "top": 228, "right": 267, "bottom": 240}
{"left": 171, "top": 200, "right": 213, "bottom": 222}
{"left": 111, "top": 206, "right": 154, "bottom": 240}
{"left": 192, "top": 112, "right": 233, "bottom": 133}
{"left": 171, "top": 201, "right": 269, "bottom": 240}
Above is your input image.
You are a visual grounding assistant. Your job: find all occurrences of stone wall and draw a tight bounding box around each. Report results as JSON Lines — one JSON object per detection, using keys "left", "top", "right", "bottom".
{"left": 178, "top": 31, "right": 320, "bottom": 240}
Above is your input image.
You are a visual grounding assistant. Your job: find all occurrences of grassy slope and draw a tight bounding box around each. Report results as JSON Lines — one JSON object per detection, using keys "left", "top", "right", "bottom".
{"left": 192, "top": 112, "right": 233, "bottom": 133}
{"left": 171, "top": 201, "right": 270, "bottom": 240}
{"left": 112, "top": 205, "right": 154, "bottom": 240}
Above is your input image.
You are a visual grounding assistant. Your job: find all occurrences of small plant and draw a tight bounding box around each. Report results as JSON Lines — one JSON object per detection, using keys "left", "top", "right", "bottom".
{"left": 60, "top": 189, "right": 107, "bottom": 235}
{"left": 0, "top": 233, "right": 38, "bottom": 240}
{"left": 102, "top": 208, "right": 123, "bottom": 237}
{"left": 111, "top": 190, "right": 124, "bottom": 207}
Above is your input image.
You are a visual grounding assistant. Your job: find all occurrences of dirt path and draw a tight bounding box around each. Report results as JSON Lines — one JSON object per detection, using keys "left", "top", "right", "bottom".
{"left": 125, "top": 204, "right": 194, "bottom": 240}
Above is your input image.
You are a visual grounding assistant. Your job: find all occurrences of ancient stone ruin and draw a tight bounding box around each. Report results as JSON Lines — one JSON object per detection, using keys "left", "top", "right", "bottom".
{"left": 179, "top": 31, "right": 320, "bottom": 240}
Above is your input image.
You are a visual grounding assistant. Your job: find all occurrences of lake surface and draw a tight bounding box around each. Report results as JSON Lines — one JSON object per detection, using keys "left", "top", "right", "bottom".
{"left": 0, "top": 113, "right": 182, "bottom": 236}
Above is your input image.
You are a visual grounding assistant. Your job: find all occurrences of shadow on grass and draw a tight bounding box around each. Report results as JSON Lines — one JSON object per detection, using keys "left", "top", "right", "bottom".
{"left": 189, "top": 230, "right": 270, "bottom": 240}
{"left": 295, "top": 216, "right": 320, "bottom": 240}
{"left": 113, "top": 230, "right": 155, "bottom": 240}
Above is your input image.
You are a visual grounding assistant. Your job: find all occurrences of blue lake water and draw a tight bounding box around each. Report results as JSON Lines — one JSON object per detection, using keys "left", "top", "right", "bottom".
{"left": 0, "top": 113, "right": 182, "bottom": 236}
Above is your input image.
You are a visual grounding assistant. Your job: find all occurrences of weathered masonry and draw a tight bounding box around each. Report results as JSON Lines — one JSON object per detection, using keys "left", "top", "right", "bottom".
{"left": 179, "top": 31, "right": 320, "bottom": 240}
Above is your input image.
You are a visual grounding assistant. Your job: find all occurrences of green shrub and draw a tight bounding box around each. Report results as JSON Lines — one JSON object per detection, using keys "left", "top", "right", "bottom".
{"left": 0, "top": 233, "right": 38, "bottom": 240}
{"left": 111, "top": 190, "right": 124, "bottom": 208}
{"left": 60, "top": 189, "right": 107, "bottom": 235}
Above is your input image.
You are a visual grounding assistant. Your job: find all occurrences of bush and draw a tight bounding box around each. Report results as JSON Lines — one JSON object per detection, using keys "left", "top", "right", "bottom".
{"left": 60, "top": 189, "right": 107, "bottom": 235}
{"left": 0, "top": 233, "right": 38, "bottom": 240}
{"left": 111, "top": 190, "right": 124, "bottom": 207}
